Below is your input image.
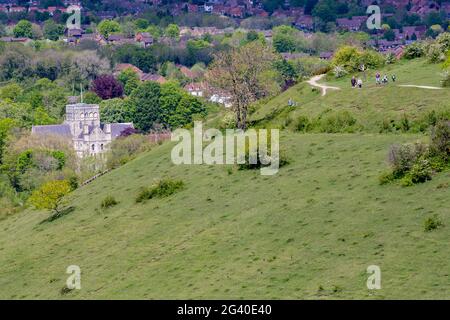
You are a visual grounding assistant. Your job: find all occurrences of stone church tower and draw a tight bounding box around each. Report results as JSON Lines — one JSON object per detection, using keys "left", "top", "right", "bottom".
{"left": 32, "top": 103, "right": 134, "bottom": 158}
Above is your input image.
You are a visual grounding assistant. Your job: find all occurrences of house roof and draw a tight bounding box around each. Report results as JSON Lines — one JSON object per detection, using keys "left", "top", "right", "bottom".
{"left": 109, "top": 123, "right": 135, "bottom": 139}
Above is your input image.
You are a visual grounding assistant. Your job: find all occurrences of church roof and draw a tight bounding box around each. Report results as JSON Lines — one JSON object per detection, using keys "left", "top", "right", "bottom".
{"left": 110, "top": 123, "right": 134, "bottom": 139}
{"left": 31, "top": 124, "right": 72, "bottom": 136}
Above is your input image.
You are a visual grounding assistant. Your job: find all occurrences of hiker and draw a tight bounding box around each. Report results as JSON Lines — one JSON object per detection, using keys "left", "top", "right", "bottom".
{"left": 375, "top": 72, "right": 381, "bottom": 85}
{"left": 382, "top": 75, "right": 388, "bottom": 84}
{"left": 288, "top": 98, "right": 293, "bottom": 106}
{"left": 351, "top": 76, "right": 357, "bottom": 88}
{"left": 357, "top": 78, "right": 363, "bottom": 89}
{"left": 392, "top": 74, "right": 396, "bottom": 82}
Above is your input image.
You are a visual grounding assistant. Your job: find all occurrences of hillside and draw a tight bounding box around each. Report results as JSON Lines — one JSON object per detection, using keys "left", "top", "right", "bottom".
{"left": 0, "top": 133, "right": 449, "bottom": 299}
{"left": 250, "top": 59, "right": 449, "bottom": 131}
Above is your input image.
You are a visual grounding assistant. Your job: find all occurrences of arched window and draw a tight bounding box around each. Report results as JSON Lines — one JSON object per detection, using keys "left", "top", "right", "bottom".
{"left": 91, "top": 144, "right": 95, "bottom": 151}
{"left": 100, "top": 144, "right": 104, "bottom": 150}
{"left": 89, "top": 112, "right": 93, "bottom": 118}
{"left": 80, "top": 113, "right": 84, "bottom": 119}
{"left": 94, "top": 112, "right": 98, "bottom": 119}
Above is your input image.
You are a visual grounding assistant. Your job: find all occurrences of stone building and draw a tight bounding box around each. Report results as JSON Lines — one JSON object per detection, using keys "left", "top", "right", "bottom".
{"left": 32, "top": 103, "right": 134, "bottom": 157}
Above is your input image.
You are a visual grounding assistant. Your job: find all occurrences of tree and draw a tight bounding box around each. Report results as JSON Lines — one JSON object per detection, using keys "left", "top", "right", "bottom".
{"left": 97, "top": 19, "right": 121, "bottom": 38}
{"left": 0, "top": 118, "right": 16, "bottom": 164}
{"left": 28, "top": 180, "right": 71, "bottom": 214}
{"left": 43, "top": 19, "right": 65, "bottom": 41}
{"left": 384, "top": 29, "right": 396, "bottom": 41}
{"left": 13, "top": 20, "right": 33, "bottom": 38}
{"left": 165, "top": 23, "right": 180, "bottom": 39}
{"left": 91, "top": 75, "right": 124, "bottom": 100}
{"left": 129, "top": 81, "right": 162, "bottom": 132}
{"left": 207, "top": 42, "right": 278, "bottom": 130}
{"left": 117, "top": 67, "right": 140, "bottom": 95}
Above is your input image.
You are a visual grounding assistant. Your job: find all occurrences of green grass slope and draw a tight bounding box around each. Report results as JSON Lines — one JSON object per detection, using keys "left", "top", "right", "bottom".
{"left": 0, "top": 133, "right": 449, "bottom": 299}
{"left": 251, "top": 59, "right": 450, "bottom": 131}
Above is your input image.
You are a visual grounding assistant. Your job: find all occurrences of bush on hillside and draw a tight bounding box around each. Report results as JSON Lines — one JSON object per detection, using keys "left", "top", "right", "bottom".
{"left": 237, "top": 130, "right": 289, "bottom": 171}
{"left": 424, "top": 214, "right": 443, "bottom": 232}
{"left": 106, "top": 134, "right": 152, "bottom": 169}
{"left": 403, "top": 42, "right": 425, "bottom": 59}
{"left": 430, "top": 120, "right": 450, "bottom": 158}
{"left": 332, "top": 65, "right": 347, "bottom": 78}
{"left": 316, "top": 110, "right": 358, "bottom": 133}
{"left": 294, "top": 115, "right": 311, "bottom": 132}
{"left": 101, "top": 196, "right": 118, "bottom": 209}
{"left": 387, "top": 143, "right": 428, "bottom": 176}
{"left": 136, "top": 179, "right": 185, "bottom": 203}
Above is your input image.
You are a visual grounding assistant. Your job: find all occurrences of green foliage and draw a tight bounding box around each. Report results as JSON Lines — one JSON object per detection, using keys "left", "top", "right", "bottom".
{"left": 129, "top": 81, "right": 161, "bottom": 132}
{"left": 106, "top": 134, "right": 151, "bottom": 169}
{"left": 51, "top": 151, "right": 66, "bottom": 170}
{"left": 0, "top": 118, "right": 16, "bottom": 164}
{"left": 404, "top": 158, "right": 433, "bottom": 184}
{"left": 117, "top": 68, "right": 140, "bottom": 95}
{"left": 100, "top": 98, "right": 130, "bottom": 124}
{"left": 316, "top": 110, "right": 357, "bottom": 133}
{"left": 165, "top": 24, "right": 180, "bottom": 39}
{"left": 13, "top": 20, "right": 33, "bottom": 38}
{"left": 294, "top": 115, "right": 311, "bottom": 132}
{"left": 43, "top": 20, "right": 65, "bottom": 41}
{"left": 403, "top": 42, "right": 425, "bottom": 59}
{"left": 98, "top": 19, "right": 121, "bottom": 38}
{"left": 83, "top": 91, "right": 102, "bottom": 104}
{"left": 136, "top": 179, "right": 184, "bottom": 203}
{"left": 28, "top": 180, "right": 71, "bottom": 213}
{"left": 430, "top": 120, "right": 450, "bottom": 158}
{"left": 424, "top": 215, "right": 443, "bottom": 232}
{"left": 388, "top": 143, "right": 427, "bottom": 176}
{"left": 101, "top": 196, "right": 118, "bottom": 209}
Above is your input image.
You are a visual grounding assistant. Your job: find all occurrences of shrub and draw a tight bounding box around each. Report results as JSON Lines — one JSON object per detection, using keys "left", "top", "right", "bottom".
{"left": 430, "top": 120, "right": 450, "bottom": 158}
{"left": 106, "top": 134, "right": 152, "bottom": 169}
{"left": 136, "top": 179, "right": 184, "bottom": 203}
{"left": 426, "top": 43, "right": 447, "bottom": 63}
{"left": 332, "top": 65, "right": 347, "bottom": 78}
{"left": 403, "top": 42, "right": 425, "bottom": 59}
{"left": 317, "top": 110, "right": 357, "bottom": 133}
{"left": 295, "top": 115, "right": 311, "bottom": 132}
{"left": 407, "top": 158, "right": 432, "bottom": 184}
{"left": 385, "top": 52, "right": 396, "bottom": 64}
{"left": 378, "top": 171, "right": 396, "bottom": 185}
{"left": 101, "top": 196, "right": 118, "bottom": 209}
{"left": 237, "top": 130, "right": 289, "bottom": 171}
{"left": 424, "top": 214, "right": 443, "bottom": 232}
{"left": 387, "top": 143, "right": 428, "bottom": 176}
{"left": 441, "top": 70, "right": 450, "bottom": 87}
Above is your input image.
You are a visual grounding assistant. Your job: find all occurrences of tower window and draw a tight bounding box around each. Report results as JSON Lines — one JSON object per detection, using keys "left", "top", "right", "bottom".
{"left": 91, "top": 144, "right": 95, "bottom": 151}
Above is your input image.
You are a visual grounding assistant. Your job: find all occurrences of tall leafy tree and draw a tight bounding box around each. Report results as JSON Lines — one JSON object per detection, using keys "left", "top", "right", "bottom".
{"left": 129, "top": 81, "right": 162, "bottom": 132}
{"left": 91, "top": 75, "right": 124, "bottom": 100}
{"left": 13, "top": 20, "right": 33, "bottom": 38}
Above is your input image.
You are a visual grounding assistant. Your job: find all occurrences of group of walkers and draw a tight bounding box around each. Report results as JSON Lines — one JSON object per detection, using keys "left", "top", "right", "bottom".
{"left": 351, "top": 76, "right": 364, "bottom": 89}
{"left": 351, "top": 72, "right": 397, "bottom": 88}
{"left": 375, "top": 72, "right": 396, "bottom": 85}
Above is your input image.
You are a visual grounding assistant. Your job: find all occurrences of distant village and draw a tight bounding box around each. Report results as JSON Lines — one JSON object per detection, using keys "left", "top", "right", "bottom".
{"left": 0, "top": 0, "right": 449, "bottom": 103}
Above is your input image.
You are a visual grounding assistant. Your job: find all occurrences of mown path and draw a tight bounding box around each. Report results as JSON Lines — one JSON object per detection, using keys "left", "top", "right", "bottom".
{"left": 306, "top": 74, "right": 341, "bottom": 96}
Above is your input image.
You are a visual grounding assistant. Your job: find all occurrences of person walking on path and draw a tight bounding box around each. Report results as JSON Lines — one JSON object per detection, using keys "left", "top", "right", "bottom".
{"left": 351, "top": 76, "right": 357, "bottom": 88}
{"left": 376, "top": 72, "right": 381, "bottom": 85}
{"left": 357, "top": 78, "right": 363, "bottom": 89}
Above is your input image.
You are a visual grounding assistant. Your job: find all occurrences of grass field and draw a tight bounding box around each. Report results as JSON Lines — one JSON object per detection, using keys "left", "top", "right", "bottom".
{"left": 0, "top": 133, "right": 449, "bottom": 299}
{"left": 250, "top": 59, "right": 450, "bottom": 131}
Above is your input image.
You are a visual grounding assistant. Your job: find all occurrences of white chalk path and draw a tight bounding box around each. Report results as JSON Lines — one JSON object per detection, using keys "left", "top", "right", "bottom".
{"left": 397, "top": 84, "right": 443, "bottom": 90}
{"left": 306, "top": 74, "right": 340, "bottom": 96}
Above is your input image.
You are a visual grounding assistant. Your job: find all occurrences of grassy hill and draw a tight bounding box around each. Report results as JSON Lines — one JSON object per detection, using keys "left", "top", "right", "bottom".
{"left": 0, "top": 132, "right": 449, "bottom": 299}
{"left": 250, "top": 59, "right": 449, "bottom": 132}
{"left": 0, "top": 58, "right": 449, "bottom": 300}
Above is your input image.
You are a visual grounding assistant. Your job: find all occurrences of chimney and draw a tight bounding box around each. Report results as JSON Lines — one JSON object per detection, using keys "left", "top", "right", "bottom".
{"left": 104, "top": 124, "right": 111, "bottom": 134}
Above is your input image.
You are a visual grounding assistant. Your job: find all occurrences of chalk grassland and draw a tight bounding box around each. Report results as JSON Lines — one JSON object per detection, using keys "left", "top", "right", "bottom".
{"left": 0, "top": 133, "right": 448, "bottom": 299}
{"left": 250, "top": 59, "right": 450, "bottom": 131}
